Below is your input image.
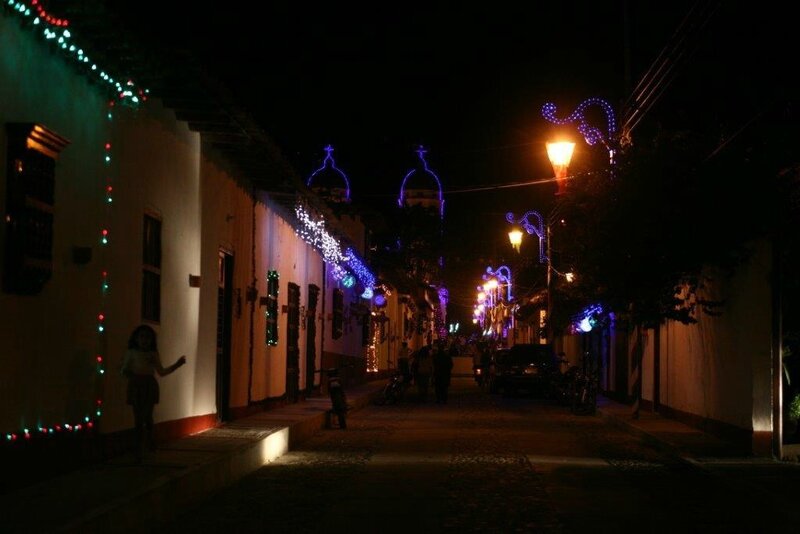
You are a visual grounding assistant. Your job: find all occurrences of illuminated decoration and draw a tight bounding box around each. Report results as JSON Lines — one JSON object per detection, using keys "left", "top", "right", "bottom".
{"left": 573, "top": 303, "right": 604, "bottom": 333}
{"left": 4, "top": 105, "right": 115, "bottom": 444}
{"left": 341, "top": 273, "right": 356, "bottom": 288}
{"left": 435, "top": 286, "right": 449, "bottom": 338}
{"left": 293, "top": 204, "right": 375, "bottom": 296}
{"left": 266, "top": 270, "right": 279, "bottom": 346}
{"left": 344, "top": 247, "right": 375, "bottom": 295}
{"left": 397, "top": 146, "right": 444, "bottom": 219}
{"left": 294, "top": 203, "right": 346, "bottom": 273}
{"left": 374, "top": 294, "right": 387, "bottom": 308}
{"left": 366, "top": 317, "right": 378, "bottom": 373}
{"left": 4, "top": 1, "right": 149, "bottom": 106}
{"left": 506, "top": 210, "right": 547, "bottom": 263}
{"left": 541, "top": 98, "right": 617, "bottom": 148}
{"left": 306, "top": 145, "right": 351, "bottom": 203}
{"left": 485, "top": 265, "right": 512, "bottom": 302}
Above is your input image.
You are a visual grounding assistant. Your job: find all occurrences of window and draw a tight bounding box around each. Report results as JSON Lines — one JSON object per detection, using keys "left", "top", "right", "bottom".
{"left": 332, "top": 288, "right": 344, "bottom": 340}
{"left": 266, "top": 270, "right": 279, "bottom": 345}
{"left": 3, "top": 123, "right": 68, "bottom": 294}
{"left": 142, "top": 214, "right": 161, "bottom": 322}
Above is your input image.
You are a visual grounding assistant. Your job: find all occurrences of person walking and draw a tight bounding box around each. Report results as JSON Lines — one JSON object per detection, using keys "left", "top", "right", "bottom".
{"left": 433, "top": 340, "right": 454, "bottom": 404}
{"left": 397, "top": 341, "right": 412, "bottom": 385}
{"left": 411, "top": 344, "right": 433, "bottom": 402}
{"left": 121, "top": 325, "right": 187, "bottom": 462}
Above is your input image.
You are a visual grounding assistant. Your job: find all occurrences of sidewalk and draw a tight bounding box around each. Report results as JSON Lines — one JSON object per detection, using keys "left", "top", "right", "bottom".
{"left": 0, "top": 379, "right": 386, "bottom": 534}
{"left": 1, "top": 386, "right": 768, "bottom": 533}
{"left": 596, "top": 395, "right": 754, "bottom": 462}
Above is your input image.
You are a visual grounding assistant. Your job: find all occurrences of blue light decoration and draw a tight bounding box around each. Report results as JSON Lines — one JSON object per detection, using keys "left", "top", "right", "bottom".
{"left": 541, "top": 98, "right": 617, "bottom": 165}
{"left": 341, "top": 273, "right": 356, "bottom": 288}
{"left": 293, "top": 203, "right": 376, "bottom": 297}
{"left": 344, "top": 247, "right": 376, "bottom": 299}
{"left": 4, "top": 1, "right": 149, "bottom": 106}
{"left": 397, "top": 146, "right": 444, "bottom": 219}
{"left": 306, "top": 144, "right": 351, "bottom": 203}
{"left": 373, "top": 294, "right": 387, "bottom": 308}
{"left": 541, "top": 98, "right": 616, "bottom": 148}
{"left": 436, "top": 286, "right": 449, "bottom": 338}
{"left": 573, "top": 303, "right": 604, "bottom": 333}
{"left": 485, "top": 265, "right": 512, "bottom": 302}
{"left": 505, "top": 210, "right": 547, "bottom": 263}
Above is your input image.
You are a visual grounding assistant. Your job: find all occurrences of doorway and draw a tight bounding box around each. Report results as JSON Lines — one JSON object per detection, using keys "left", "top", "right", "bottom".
{"left": 216, "top": 250, "right": 233, "bottom": 422}
{"left": 286, "top": 282, "right": 301, "bottom": 402}
{"left": 306, "top": 284, "right": 320, "bottom": 395}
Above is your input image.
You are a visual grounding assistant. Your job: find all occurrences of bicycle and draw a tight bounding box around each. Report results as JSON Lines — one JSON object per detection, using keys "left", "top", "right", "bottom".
{"left": 570, "top": 369, "right": 597, "bottom": 415}
{"left": 570, "top": 351, "right": 598, "bottom": 415}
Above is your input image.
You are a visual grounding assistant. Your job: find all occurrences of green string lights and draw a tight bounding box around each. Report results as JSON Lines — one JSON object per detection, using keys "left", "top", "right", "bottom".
{"left": 0, "top": 4, "right": 139, "bottom": 444}
{"left": 3, "top": 0, "right": 149, "bottom": 106}
{"left": 266, "top": 271, "right": 280, "bottom": 346}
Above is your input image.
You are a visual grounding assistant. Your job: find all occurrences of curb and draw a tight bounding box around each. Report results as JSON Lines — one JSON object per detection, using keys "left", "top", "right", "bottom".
{"left": 596, "top": 408, "right": 712, "bottom": 474}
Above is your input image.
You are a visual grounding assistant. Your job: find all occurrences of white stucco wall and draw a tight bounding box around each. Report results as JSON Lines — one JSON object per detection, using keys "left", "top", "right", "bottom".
{"left": 198, "top": 160, "right": 257, "bottom": 413}
{"left": 1, "top": 15, "right": 110, "bottom": 433}
{"left": 653, "top": 241, "right": 772, "bottom": 431}
{"left": 0, "top": 16, "right": 207, "bottom": 434}
{"left": 100, "top": 102, "right": 203, "bottom": 432}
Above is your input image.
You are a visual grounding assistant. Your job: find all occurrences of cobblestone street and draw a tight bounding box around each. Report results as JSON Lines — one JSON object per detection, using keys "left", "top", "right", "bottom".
{"left": 158, "top": 378, "right": 800, "bottom": 533}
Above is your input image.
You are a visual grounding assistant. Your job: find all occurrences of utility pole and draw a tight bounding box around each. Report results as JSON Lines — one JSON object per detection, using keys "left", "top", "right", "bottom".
{"left": 546, "top": 222, "right": 553, "bottom": 344}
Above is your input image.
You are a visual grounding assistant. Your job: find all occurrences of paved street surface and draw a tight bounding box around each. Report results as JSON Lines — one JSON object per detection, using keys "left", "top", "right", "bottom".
{"left": 156, "top": 377, "right": 800, "bottom": 533}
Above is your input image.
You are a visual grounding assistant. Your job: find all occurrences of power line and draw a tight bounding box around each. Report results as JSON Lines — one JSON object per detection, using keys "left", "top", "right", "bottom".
{"left": 620, "top": 0, "right": 721, "bottom": 140}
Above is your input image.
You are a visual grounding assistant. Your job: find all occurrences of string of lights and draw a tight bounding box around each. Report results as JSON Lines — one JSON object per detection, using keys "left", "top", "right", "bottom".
{"left": 4, "top": 0, "right": 149, "bottom": 106}
{"left": 2, "top": 2, "right": 139, "bottom": 444}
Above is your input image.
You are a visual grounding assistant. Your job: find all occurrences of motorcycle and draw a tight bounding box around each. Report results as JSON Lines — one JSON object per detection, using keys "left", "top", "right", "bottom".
{"left": 379, "top": 372, "right": 408, "bottom": 405}
{"left": 548, "top": 359, "right": 580, "bottom": 406}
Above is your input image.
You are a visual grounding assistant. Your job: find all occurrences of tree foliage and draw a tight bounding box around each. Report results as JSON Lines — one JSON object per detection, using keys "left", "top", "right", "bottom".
{"left": 550, "top": 102, "right": 796, "bottom": 331}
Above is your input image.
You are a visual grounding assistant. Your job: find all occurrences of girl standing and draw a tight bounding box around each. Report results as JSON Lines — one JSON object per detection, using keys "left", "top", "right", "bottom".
{"left": 121, "top": 325, "right": 187, "bottom": 461}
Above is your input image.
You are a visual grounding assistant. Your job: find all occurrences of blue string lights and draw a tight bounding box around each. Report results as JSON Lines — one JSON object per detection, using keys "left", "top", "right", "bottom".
{"left": 344, "top": 247, "right": 376, "bottom": 299}
{"left": 293, "top": 203, "right": 375, "bottom": 297}
{"left": 541, "top": 97, "right": 616, "bottom": 148}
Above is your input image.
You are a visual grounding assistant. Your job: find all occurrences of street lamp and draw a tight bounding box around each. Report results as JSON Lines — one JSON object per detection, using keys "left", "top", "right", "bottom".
{"left": 508, "top": 228, "right": 523, "bottom": 253}
{"left": 546, "top": 141, "right": 575, "bottom": 196}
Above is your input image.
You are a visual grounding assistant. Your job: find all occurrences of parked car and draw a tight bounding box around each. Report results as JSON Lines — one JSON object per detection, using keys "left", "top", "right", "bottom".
{"left": 488, "top": 344, "right": 559, "bottom": 396}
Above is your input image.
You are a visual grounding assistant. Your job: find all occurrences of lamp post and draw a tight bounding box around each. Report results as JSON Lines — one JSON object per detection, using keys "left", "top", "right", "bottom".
{"left": 505, "top": 139, "right": 575, "bottom": 343}
{"left": 506, "top": 209, "right": 549, "bottom": 343}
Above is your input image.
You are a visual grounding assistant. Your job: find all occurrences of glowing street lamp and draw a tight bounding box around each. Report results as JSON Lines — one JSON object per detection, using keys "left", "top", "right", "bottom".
{"left": 546, "top": 141, "right": 575, "bottom": 196}
{"left": 508, "top": 228, "right": 523, "bottom": 253}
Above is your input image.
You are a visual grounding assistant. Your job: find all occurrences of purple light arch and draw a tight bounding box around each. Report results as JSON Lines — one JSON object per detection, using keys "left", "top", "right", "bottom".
{"left": 541, "top": 98, "right": 617, "bottom": 148}
{"left": 485, "top": 265, "right": 512, "bottom": 302}
{"left": 397, "top": 146, "right": 444, "bottom": 219}
{"left": 307, "top": 144, "right": 351, "bottom": 202}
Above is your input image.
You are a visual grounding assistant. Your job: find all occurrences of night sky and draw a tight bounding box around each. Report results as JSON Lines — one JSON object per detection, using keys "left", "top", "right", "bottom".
{"left": 117, "top": 2, "right": 696, "bottom": 191}
{"left": 112, "top": 1, "right": 783, "bottom": 323}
